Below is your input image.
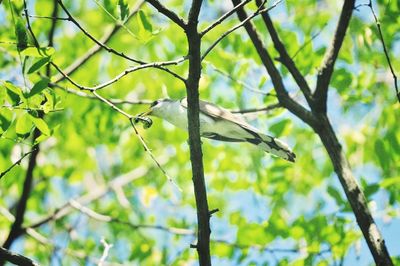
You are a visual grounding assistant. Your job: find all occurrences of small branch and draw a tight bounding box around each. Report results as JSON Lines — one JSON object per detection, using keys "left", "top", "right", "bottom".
{"left": 200, "top": 0, "right": 251, "bottom": 37}
{"left": 231, "top": 103, "right": 281, "bottom": 114}
{"left": 207, "top": 63, "right": 276, "bottom": 96}
{"left": 291, "top": 24, "right": 327, "bottom": 59}
{"left": 145, "top": 0, "right": 187, "bottom": 29}
{"left": 313, "top": 0, "right": 356, "bottom": 113}
{"left": 22, "top": 14, "right": 69, "bottom": 20}
{"left": 49, "top": 82, "right": 153, "bottom": 105}
{"left": 202, "top": 0, "right": 282, "bottom": 61}
{"left": 0, "top": 247, "right": 39, "bottom": 266}
{"left": 98, "top": 238, "right": 113, "bottom": 266}
{"left": 53, "top": 0, "right": 144, "bottom": 82}
{"left": 57, "top": 0, "right": 143, "bottom": 64}
{"left": 0, "top": 149, "right": 37, "bottom": 181}
{"left": 366, "top": 0, "right": 399, "bottom": 103}
{"left": 52, "top": 57, "right": 185, "bottom": 91}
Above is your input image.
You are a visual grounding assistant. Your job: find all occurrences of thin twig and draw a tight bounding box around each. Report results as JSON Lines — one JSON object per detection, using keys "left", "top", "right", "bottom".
{"left": 200, "top": 0, "right": 252, "bottom": 37}
{"left": 0, "top": 149, "right": 37, "bottom": 180}
{"left": 50, "top": 82, "right": 153, "bottom": 104}
{"left": 207, "top": 62, "right": 276, "bottom": 96}
{"left": 57, "top": 0, "right": 142, "bottom": 64}
{"left": 52, "top": 57, "right": 185, "bottom": 91}
{"left": 366, "top": 0, "right": 399, "bottom": 102}
{"left": 22, "top": 13, "right": 69, "bottom": 20}
{"left": 231, "top": 103, "right": 281, "bottom": 114}
{"left": 202, "top": 0, "right": 282, "bottom": 60}
{"left": 98, "top": 238, "right": 113, "bottom": 266}
{"left": 291, "top": 24, "right": 327, "bottom": 59}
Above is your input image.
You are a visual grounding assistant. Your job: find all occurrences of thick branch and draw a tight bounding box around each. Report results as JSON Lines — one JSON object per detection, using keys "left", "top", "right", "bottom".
{"left": 145, "top": 0, "right": 186, "bottom": 29}
{"left": 255, "top": 0, "right": 313, "bottom": 105}
{"left": 313, "top": 0, "right": 355, "bottom": 113}
{"left": 232, "top": 0, "right": 317, "bottom": 127}
{"left": 0, "top": 247, "right": 38, "bottom": 266}
{"left": 314, "top": 115, "right": 393, "bottom": 266}
{"left": 185, "top": 1, "right": 211, "bottom": 265}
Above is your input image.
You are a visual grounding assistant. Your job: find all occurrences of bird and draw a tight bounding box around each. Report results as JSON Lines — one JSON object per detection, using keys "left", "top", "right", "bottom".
{"left": 141, "top": 98, "right": 296, "bottom": 162}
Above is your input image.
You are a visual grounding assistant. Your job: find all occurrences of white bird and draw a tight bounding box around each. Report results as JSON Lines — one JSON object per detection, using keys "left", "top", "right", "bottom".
{"left": 142, "top": 98, "right": 296, "bottom": 162}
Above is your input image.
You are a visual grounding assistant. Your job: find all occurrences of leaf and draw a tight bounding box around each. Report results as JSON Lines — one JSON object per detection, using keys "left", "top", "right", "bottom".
{"left": 15, "top": 18, "right": 28, "bottom": 51}
{"left": 327, "top": 185, "right": 345, "bottom": 205}
{"left": 28, "top": 56, "right": 51, "bottom": 74}
{"left": 29, "top": 115, "right": 51, "bottom": 136}
{"left": 21, "top": 47, "right": 55, "bottom": 57}
{"left": 381, "top": 176, "right": 400, "bottom": 188}
{"left": 0, "top": 109, "right": 13, "bottom": 133}
{"left": 16, "top": 112, "right": 33, "bottom": 137}
{"left": 4, "top": 81, "right": 22, "bottom": 104}
{"left": 331, "top": 68, "right": 352, "bottom": 92}
{"left": 374, "top": 139, "right": 389, "bottom": 171}
{"left": 138, "top": 10, "right": 152, "bottom": 32}
{"left": 269, "top": 119, "right": 289, "bottom": 136}
{"left": 118, "top": 0, "right": 129, "bottom": 21}
{"left": 28, "top": 78, "right": 50, "bottom": 97}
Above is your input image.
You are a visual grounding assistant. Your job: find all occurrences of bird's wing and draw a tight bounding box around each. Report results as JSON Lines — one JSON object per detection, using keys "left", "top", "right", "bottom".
{"left": 180, "top": 98, "right": 257, "bottom": 131}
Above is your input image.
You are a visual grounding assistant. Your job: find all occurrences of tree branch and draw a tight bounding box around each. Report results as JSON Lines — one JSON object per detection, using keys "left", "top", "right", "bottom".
{"left": 185, "top": 1, "right": 211, "bottom": 265}
{"left": 202, "top": 0, "right": 282, "bottom": 61}
{"left": 200, "top": 0, "right": 251, "bottom": 37}
{"left": 0, "top": 247, "right": 38, "bottom": 266}
{"left": 53, "top": 0, "right": 145, "bottom": 82}
{"left": 314, "top": 114, "right": 393, "bottom": 266}
{"left": 231, "top": 0, "right": 318, "bottom": 128}
{"left": 145, "top": 0, "right": 186, "bottom": 29}
{"left": 0, "top": 149, "right": 37, "bottom": 181}
{"left": 313, "top": 0, "right": 356, "bottom": 113}
{"left": 255, "top": 0, "right": 313, "bottom": 105}
{"left": 365, "top": 0, "right": 399, "bottom": 103}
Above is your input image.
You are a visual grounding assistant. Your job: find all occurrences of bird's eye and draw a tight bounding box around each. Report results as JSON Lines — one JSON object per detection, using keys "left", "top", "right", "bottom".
{"left": 150, "top": 100, "right": 159, "bottom": 107}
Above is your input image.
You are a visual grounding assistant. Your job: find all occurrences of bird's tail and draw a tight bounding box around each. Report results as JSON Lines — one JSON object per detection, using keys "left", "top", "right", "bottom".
{"left": 249, "top": 133, "right": 296, "bottom": 162}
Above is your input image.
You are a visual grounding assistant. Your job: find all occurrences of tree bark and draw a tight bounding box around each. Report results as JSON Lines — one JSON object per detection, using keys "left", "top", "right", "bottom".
{"left": 313, "top": 114, "right": 393, "bottom": 266}
{"left": 186, "top": 1, "right": 211, "bottom": 265}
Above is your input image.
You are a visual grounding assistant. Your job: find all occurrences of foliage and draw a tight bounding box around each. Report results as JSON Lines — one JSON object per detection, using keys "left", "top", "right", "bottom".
{"left": 0, "top": 0, "right": 399, "bottom": 265}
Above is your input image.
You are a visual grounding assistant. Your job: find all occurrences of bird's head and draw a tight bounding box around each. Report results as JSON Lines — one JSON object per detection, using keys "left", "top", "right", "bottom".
{"left": 141, "top": 98, "right": 174, "bottom": 117}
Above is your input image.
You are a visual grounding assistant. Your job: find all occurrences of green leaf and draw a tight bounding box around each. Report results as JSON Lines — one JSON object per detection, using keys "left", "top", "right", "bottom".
{"left": 21, "top": 47, "right": 55, "bottom": 57}
{"left": 15, "top": 18, "right": 28, "bottom": 51}
{"left": 331, "top": 68, "right": 352, "bottom": 92}
{"left": 381, "top": 177, "right": 400, "bottom": 188}
{"left": 269, "top": 119, "right": 289, "bottom": 136}
{"left": 118, "top": 0, "right": 129, "bottom": 21}
{"left": 0, "top": 109, "right": 13, "bottom": 133}
{"left": 327, "top": 185, "right": 345, "bottom": 205}
{"left": 374, "top": 139, "right": 389, "bottom": 171}
{"left": 28, "top": 56, "right": 51, "bottom": 74}
{"left": 16, "top": 112, "right": 33, "bottom": 137}
{"left": 29, "top": 114, "right": 51, "bottom": 136}
{"left": 4, "top": 81, "right": 22, "bottom": 104}
{"left": 138, "top": 10, "right": 152, "bottom": 32}
{"left": 28, "top": 78, "right": 50, "bottom": 97}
